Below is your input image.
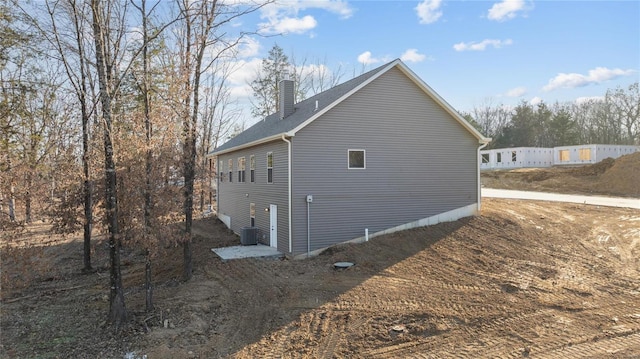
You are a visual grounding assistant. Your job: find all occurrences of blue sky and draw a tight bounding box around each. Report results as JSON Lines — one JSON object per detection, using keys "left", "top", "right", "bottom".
{"left": 224, "top": 0, "right": 639, "bottom": 122}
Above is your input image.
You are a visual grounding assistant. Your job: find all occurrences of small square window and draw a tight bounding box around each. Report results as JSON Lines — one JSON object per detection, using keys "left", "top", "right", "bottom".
{"left": 481, "top": 153, "right": 489, "bottom": 164}
{"left": 348, "top": 149, "right": 365, "bottom": 169}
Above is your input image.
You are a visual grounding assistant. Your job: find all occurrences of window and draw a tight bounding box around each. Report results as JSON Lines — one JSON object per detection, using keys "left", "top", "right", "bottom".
{"left": 559, "top": 150, "right": 569, "bottom": 162}
{"left": 250, "top": 155, "right": 255, "bottom": 183}
{"left": 238, "top": 157, "right": 246, "bottom": 183}
{"left": 250, "top": 203, "right": 255, "bottom": 227}
{"left": 219, "top": 160, "right": 224, "bottom": 182}
{"left": 228, "top": 158, "right": 233, "bottom": 182}
{"left": 497, "top": 153, "right": 502, "bottom": 163}
{"left": 579, "top": 148, "right": 591, "bottom": 161}
{"left": 481, "top": 153, "right": 489, "bottom": 164}
{"left": 511, "top": 151, "right": 517, "bottom": 162}
{"left": 266, "top": 152, "right": 273, "bottom": 183}
{"left": 348, "top": 149, "right": 365, "bottom": 169}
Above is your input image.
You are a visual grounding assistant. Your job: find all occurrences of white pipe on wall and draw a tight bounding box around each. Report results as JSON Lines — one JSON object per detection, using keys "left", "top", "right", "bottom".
{"left": 281, "top": 135, "right": 292, "bottom": 253}
{"left": 477, "top": 141, "right": 489, "bottom": 212}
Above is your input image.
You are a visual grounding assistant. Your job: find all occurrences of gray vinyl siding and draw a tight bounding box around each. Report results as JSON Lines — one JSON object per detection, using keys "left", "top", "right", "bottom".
{"left": 216, "top": 140, "right": 289, "bottom": 252}
{"left": 290, "top": 67, "right": 478, "bottom": 255}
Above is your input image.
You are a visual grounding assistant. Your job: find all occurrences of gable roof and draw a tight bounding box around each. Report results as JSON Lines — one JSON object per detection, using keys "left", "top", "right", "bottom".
{"left": 211, "top": 59, "right": 489, "bottom": 156}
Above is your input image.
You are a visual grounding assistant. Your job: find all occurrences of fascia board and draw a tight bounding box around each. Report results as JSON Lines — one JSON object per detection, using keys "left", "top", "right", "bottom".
{"left": 209, "top": 134, "right": 286, "bottom": 156}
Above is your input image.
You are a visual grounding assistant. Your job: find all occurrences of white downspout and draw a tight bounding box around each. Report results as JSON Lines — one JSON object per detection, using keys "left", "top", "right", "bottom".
{"left": 477, "top": 141, "right": 490, "bottom": 212}
{"left": 281, "top": 135, "right": 292, "bottom": 253}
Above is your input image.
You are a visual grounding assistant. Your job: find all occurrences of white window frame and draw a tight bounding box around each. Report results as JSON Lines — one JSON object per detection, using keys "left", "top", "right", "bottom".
{"left": 347, "top": 149, "right": 366, "bottom": 169}
{"left": 250, "top": 155, "right": 255, "bottom": 183}
{"left": 266, "top": 152, "right": 273, "bottom": 183}
{"left": 238, "top": 157, "right": 246, "bottom": 183}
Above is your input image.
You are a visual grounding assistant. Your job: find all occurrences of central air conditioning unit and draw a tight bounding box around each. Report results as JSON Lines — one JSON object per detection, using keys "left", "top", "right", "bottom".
{"left": 240, "top": 227, "right": 258, "bottom": 245}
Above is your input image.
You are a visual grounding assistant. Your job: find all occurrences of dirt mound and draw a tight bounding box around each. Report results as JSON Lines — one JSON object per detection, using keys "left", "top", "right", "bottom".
{"left": 599, "top": 152, "right": 640, "bottom": 197}
{"left": 570, "top": 157, "right": 615, "bottom": 176}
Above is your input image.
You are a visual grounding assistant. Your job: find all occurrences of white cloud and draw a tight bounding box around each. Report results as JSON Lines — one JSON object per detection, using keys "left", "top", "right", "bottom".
{"left": 575, "top": 96, "right": 605, "bottom": 104}
{"left": 237, "top": 37, "right": 260, "bottom": 58}
{"left": 504, "top": 86, "right": 527, "bottom": 97}
{"left": 529, "top": 96, "right": 543, "bottom": 105}
{"left": 270, "top": 15, "right": 318, "bottom": 34}
{"left": 259, "top": 0, "right": 353, "bottom": 35}
{"left": 400, "top": 48, "right": 427, "bottom": 63}
{"left": 487, "top": 0, "right": 529, "bottom": 22}
{"left": 357, "top": 51, "right": 381, "bottom": 65}
{"left": 415, "top": 0, "right": 442, "bottom": 24}
{"left": 453, "top": 39, "right": 513, "bottom": 51}
{"left": 227, "top": 58, "right": 263, "bottom": 97}
{"left": 543, "top": 67, "right": 636, "bottom": 91}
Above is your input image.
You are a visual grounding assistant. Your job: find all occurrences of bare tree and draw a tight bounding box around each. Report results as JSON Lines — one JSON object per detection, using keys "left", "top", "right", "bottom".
{"left": 471, "top": 98, "right": 511, "bottom": 143}
{"left": 607, "top": 82, "right": 640, "bottom": 145}
{"left": 175, "top": 0, "right": 267, "bottom": 280}
{"left": 40, "top": 0, "right": 96, "bottom": 271}
{"left": 90, "top": 0, "right": 128, "bottom": 327}
{"left": 198, "top": 60, "right": 241, "bottom": 211}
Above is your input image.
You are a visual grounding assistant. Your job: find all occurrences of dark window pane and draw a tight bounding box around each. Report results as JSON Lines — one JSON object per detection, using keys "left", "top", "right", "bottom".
{"left": 348, "top": 150, "right": 365, "bottom": 168}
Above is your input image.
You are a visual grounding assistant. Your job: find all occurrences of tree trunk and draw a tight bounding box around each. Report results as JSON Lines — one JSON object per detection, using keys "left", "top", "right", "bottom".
{"left": 181, "top": 4, "right": 193, "bottom": 281}
{"left": 8, "top": 183, "right": 15, "bottom": 222}
{"left": 25, "top": 173, "right": 31, "bottom": 223}
{"left": 145, "top": 249, "right": 153, "bottom": 312}
{"left": 80, "top": 27, "right": 93, "bottom": 273}
{"left": 141, "top": 0, "right": 153, "bottom": 309}
{"left": 91, "top": 0, "right": 126, "bottom": 327}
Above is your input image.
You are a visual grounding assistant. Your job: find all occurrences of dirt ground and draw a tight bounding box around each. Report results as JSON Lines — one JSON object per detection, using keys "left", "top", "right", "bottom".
{"left": 1, "top": 156, "right": 639, "bottom": 358}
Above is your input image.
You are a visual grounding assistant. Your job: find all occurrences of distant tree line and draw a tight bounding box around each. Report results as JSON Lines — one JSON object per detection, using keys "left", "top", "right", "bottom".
{"left": 463, "top": 82, "right": 640, "bottom": 149}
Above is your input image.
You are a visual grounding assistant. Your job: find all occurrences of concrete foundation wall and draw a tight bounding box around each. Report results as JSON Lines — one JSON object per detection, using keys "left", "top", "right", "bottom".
{"left": 554, "top": 145, "right": 639, "bottom": 166}
{"left": 481, "top": 145, "right": 639, "bottom": 170}
{"left": 481, "top": 147, "right": 554, "bottom": 169}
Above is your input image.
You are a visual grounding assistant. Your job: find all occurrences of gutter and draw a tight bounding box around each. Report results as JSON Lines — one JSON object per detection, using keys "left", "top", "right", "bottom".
{"left": 211, "top": 133, "right": 286, "bottom": 156}
{"left": 477, "top": 140, "right": 491, "bottom": 211}
{"left": 281, "top": 134, "right": 292, "bottom": 253}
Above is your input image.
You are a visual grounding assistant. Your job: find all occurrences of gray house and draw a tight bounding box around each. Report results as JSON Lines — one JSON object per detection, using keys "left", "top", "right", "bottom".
{"left": 210, "top": 59, "right": 490, "bottom": 257}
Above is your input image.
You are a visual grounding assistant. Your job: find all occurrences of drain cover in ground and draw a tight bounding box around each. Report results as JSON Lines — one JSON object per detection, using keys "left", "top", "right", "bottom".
{"left": 334, "top": 262, "right": 354, "bottom": 268}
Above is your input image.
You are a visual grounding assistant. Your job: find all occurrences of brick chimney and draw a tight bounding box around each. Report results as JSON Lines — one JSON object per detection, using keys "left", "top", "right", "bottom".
{"left": 279, "top": 79, "right": 295, "bottom": 119}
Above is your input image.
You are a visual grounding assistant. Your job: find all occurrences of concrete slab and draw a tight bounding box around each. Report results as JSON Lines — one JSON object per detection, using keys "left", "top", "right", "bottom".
{"left": 211, "top": 244, "right": 283, "bottom": 260}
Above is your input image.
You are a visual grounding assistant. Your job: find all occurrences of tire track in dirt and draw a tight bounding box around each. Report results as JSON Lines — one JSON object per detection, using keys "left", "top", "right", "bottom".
{"left": 533, "top": 331, "right": 640, "bottom": 358}
{"left": 361, "top": 308, "right": 554, "bottom": 358}
{"left": 313, "top": 311, "right": 346, "bottom": 359}
{"left": 211, "top": 258, "right": 285, "bottom": 297}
